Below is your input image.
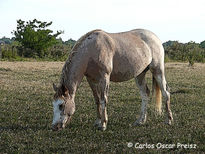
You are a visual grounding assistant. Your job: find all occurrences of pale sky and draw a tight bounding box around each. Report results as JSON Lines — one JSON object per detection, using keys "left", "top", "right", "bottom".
{"left": 0, "top": 0, "right": 205, "bottom": 43}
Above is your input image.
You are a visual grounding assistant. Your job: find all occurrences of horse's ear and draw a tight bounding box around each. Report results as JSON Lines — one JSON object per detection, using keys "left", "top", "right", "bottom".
{"left": 62, "top": 84, "right": 69, "bottom": 97}
{"left": 53, "top": 83, "right": 58, "bottom": 92}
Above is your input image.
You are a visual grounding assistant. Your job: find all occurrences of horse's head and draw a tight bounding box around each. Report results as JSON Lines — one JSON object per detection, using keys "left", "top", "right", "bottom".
{"left": 52, "top": 83, "right": 75, "bottom": 131}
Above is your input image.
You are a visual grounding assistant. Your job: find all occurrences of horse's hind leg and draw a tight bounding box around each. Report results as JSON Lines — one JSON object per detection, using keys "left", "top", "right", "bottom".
{"left": 153, "top": 71, "right": 173, "bottom": 125}
{"left": 134, "top": 70, "right": 150, "bottom": 125}
{"left": 87, "top": 77, "right": 102, "bottom": 127}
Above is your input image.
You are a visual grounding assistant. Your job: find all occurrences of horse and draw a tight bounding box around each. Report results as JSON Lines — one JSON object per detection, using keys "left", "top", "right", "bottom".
{"left": 51, "top": 29, "right": 173, "bottom": 131}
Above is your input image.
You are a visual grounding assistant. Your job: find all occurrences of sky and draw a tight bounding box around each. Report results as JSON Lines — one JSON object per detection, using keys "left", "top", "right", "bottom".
{"left": 0, "top": 0, "right": 205, "bottom": 43}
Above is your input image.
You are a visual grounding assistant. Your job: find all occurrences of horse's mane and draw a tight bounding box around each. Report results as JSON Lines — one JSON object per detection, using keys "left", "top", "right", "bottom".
{"left": 60, "top": 29, "right": 102, "bottom": 87}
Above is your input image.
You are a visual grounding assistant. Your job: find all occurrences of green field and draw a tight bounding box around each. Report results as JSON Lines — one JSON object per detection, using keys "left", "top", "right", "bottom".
{"left": 0, "top": 62, "right": 204, "bottom": 153}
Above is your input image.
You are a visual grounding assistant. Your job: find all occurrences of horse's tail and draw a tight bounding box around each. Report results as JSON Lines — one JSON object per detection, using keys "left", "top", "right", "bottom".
{"left": 152, "top": 76, "right": 162, "bottom": 114}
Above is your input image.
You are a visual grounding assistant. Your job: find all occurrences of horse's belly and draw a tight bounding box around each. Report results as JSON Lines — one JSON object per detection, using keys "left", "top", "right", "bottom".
{"left": 110, "top": 60, "right": 137, "bottom": 82}
{"left": 110, "top": 50, "right": 151, "bottom": 82}
{"left": 110, "top": 71, "right": 133, "bottom": 82}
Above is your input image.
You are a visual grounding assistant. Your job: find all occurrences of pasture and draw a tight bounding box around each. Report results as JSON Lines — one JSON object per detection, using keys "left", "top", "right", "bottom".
{"left": 0, "top": 61, "right": 204, "bottom": 153}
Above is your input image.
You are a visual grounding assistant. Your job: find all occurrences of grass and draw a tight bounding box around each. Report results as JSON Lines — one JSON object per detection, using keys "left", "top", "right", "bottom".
{"left": 0, "top": 62, "right": 204, "bottom": 153}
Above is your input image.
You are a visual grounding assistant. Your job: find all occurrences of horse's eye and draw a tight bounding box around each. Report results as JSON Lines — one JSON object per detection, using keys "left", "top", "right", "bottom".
{"left": 59, "top": 104, "right": 63, "bottom": 110}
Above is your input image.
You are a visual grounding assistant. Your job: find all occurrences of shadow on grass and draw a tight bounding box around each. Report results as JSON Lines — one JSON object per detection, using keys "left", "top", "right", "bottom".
{"left": 170, "top": 88, "right": 192, "bottom": 94}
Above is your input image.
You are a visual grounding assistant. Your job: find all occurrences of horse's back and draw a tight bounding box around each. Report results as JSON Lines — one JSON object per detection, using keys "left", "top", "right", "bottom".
{"left": 108, "top": 29, "right": 163, "bottom": 82}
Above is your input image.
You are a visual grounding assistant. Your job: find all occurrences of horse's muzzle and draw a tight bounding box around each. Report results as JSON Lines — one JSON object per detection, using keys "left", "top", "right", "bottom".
{"left": 52, "top": 123, "right": 63, "bottom": 131}
{"left": 51, "top": 116, "right": 71, "bottom": 131}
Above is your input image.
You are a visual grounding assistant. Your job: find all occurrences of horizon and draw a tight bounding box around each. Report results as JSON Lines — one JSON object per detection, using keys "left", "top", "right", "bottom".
{"left": 1, "top": 0, "right": 205, "bottom": 43}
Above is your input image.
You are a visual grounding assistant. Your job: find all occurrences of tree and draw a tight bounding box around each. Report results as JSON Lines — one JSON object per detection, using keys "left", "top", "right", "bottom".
{"left": 12, "top": 19, "right": 63, "bottom": 58}
{"left": 200, "top": 40, "right": 205, "bottom": 49}
{"left": 0, "top": 37, "right": 12, "bottom": 44}
{"left": 64, "top": 39, "right": 76, "bottom": 48}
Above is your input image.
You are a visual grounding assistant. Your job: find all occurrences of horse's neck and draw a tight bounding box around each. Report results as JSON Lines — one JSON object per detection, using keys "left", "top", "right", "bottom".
{"left": 61, "top": 52, "right": 87, "bottom": 99}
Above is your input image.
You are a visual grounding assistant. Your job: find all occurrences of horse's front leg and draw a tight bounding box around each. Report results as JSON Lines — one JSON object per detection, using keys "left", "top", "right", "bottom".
{"left": 86, "top": 77, "right": 102, "bottom": 127}
{"left": 134, "top": 72, "right": 149, "bottom": 125}
{"left": 97, "top": 73, "right": 110, "bottom": 131}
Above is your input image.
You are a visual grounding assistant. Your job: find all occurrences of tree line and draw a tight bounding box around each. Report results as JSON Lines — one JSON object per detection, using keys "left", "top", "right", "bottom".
{"left": 0, "top": 19, "right": 205, "bottom": 64}
{"left": 163, "top": 40, "right": 205, "bottom": 65}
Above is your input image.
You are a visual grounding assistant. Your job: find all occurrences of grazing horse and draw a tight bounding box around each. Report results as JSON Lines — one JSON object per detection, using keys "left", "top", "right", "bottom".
{"left": 51, "top": 29, "right": 173, "bottom": 131}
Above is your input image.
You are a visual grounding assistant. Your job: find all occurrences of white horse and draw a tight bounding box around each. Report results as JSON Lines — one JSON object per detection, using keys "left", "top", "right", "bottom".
{"left": 51, "top": 29, "right": 173, "bottom": 131}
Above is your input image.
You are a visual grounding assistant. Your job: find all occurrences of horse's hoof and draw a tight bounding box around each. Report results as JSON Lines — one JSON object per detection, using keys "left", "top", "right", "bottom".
{"left": 93, "top": 123, "right": 100, "bottom": 127}
{"left": 93, "top": 119, "right": 101, "bottom": 127}
{"left": 165, "top": 121, "right": 171, "bottom": 125}
{"left": 97, "top": 122, "right": 107, "bottom": 131}
{"left": 165, "top": 116, "right": 173, "bottom": 125}
{"left": 133, "top": 120, "right": 146, "bottom": 126}
{"left": 98, "top": 126, "right": 106, "bottom": 131}
{"left": 165, "top": 119, "right": 173, "bottom": 125}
